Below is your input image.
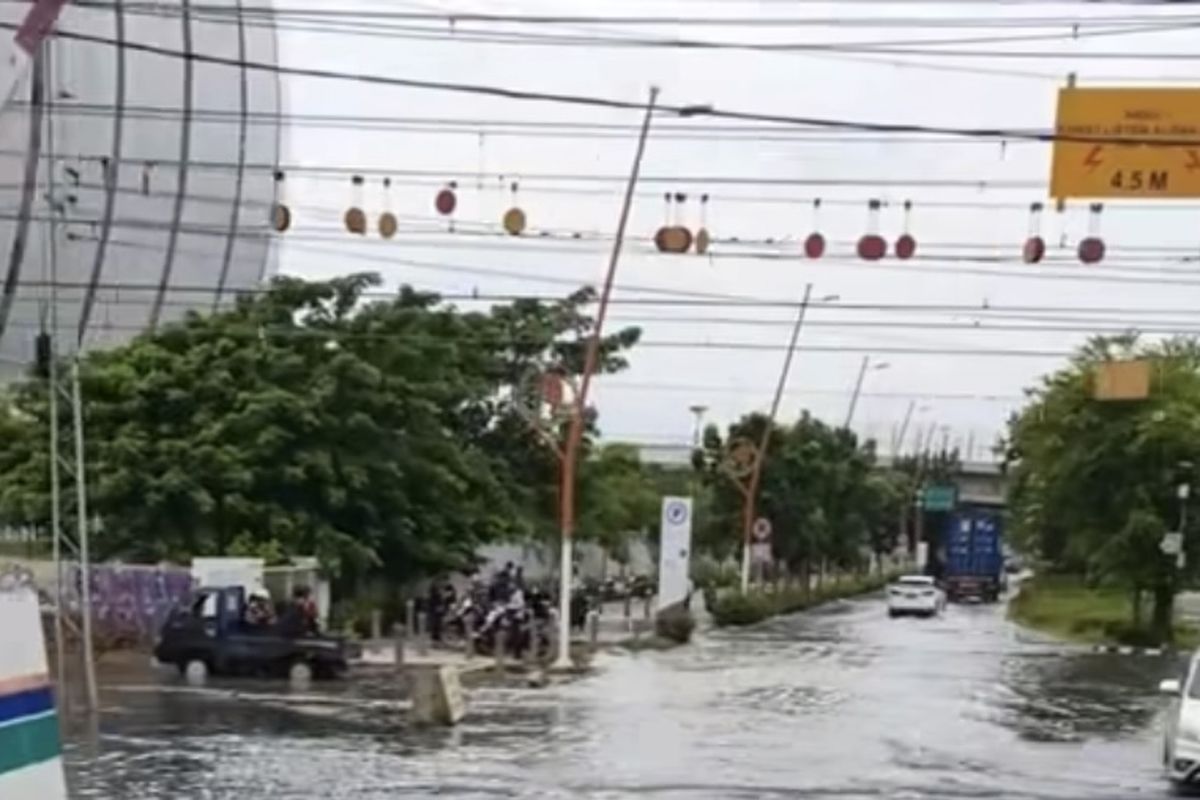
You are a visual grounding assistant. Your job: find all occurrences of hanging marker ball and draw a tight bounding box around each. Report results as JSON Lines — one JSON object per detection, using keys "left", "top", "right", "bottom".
{"left": 654, "top": 226, "right": 670, "bottom": 252}
{"left": 378, "top": 211, "right": 398, "bottom": 239}
{"left": 659, "top": 226, "right": 692, "bottom": 254}
{"left": 503, "top": 207, "right": 527, "bottom": 236}
{"left": 804, "top": 232, "right": 825, "bottom": 259}
{"left": 270, "top": 203, "right": 291, "bottom": 233}
{"left": 694, "top": 228, "right": 711, "bottom": 255}
{"left": 857, "top": 234, "right": 886, "bottom": 261}
{"left": 1022, "top": 235, "right": 1045, "bottom": 264}
{"left": 344, "top": 206, "right": 366, "bottom": 235}
{"left": 894, "top": 233, "right": 917, "bottom": 260}
{"left": 1078, "top": 236, "right": 1105, "bottom": 265}
{"left": 435, "top": 187, "right": 457, "bottom": 216}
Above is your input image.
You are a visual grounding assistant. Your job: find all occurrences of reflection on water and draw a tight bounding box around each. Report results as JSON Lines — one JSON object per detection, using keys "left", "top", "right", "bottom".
{"left": 991, "top": 651, "right": 1176, "bottom": 743}
{"left": 65, "top": 597, "right": 1182, "bottom": 799}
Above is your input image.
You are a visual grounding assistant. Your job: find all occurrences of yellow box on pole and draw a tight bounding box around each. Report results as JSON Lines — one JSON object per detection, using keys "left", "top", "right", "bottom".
{"left": 1050, "top": 87, "right": 1200, "bottom": 200}
{"left": 1093, "top": 359, "right": 1151, "bottom": 401}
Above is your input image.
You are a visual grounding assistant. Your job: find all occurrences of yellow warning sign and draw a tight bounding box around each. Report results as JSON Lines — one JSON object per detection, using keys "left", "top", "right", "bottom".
{"left": 1050, "top": 87, "right": 1200, "bottom": 199}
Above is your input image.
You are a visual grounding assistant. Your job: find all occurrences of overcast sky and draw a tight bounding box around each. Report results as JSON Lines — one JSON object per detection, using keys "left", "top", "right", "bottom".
{"left": 273, "top": 0, "right": 1200, "bottom": 459}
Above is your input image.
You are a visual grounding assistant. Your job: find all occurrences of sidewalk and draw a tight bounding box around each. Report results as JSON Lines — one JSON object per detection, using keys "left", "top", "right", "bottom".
{"left": 354, "top": 640, "right": 496, "bottom": 674}
{"left": 353, "top": 601, "right": 664, "bottom": 671}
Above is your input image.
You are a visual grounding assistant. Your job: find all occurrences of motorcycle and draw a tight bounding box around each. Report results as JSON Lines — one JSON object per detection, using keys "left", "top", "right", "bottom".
{"left": 445, "top": 590, "right": 488, "bottom": 645}
{"left": 472, "top": 589, "right": 553, "bottom": 659}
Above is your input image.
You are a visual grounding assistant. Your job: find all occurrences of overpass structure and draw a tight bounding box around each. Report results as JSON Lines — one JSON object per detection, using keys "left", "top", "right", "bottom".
{"left": 874, "top": 456, "right": 1009, "bottom": 508}
{"left": 625, "top": 442, "right": 1010, "bottom": 507}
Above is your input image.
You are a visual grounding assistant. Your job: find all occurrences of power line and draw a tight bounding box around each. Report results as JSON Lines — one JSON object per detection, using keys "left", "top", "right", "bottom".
{"left": 62, "top": 4, "right": 1200, "bottom": 29}
{"left": 17, "top": 22, "right": 1200, "bottom": 147}
{"left": 25, "top": 160, "right": 1200, "bottom": 212}
{"left": 11, "top": 281, "right": 1193, "bottom": 335}
{"left": 0, "top": 311, "right": 1072, "bottom": 360}
{"left": 53, "top": 219, "right": 1200, "bottom": 294}
{"left": 0, "top": 149, "right": 1058, "bottom": 190}
{"left": 34, "top": 205, "right": 1200, "bottom": 291}
{"left": 71, "top": 2, "right": 1200, "bottom": 55}
{"left": 597, "top": 380, "right": 1024, "bottom": 402}
{"left": 17, "top": 274, "right": 1200, "bottom": 321}
{"left": 23, "top": 101, "right": 1055, "bottom": 145}
{"left": 601, "top": 314, "right": 1200, "bottom": 336}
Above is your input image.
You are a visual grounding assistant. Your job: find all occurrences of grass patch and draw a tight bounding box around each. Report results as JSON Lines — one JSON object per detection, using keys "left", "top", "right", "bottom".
{"left": 1009, "top": 574, "right": 1199, "bottom": 649}
{"left": 709, "top": 572, "right": 899, "bottom": 627}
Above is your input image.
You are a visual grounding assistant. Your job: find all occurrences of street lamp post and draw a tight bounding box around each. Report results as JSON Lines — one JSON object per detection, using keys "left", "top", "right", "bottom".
{"left": 736, "top": 287, "right": 838, "bottom": 592}
{"left": 553, "top": 86, "right": 659, "bottom": 669}
{"left": 688, "top": 404, "right": 708, "bottom": 449}
{"left": 844, "top": 356, "right": 889, "bottom": 430}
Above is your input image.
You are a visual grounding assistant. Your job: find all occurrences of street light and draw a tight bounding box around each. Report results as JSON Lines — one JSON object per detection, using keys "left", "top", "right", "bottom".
{"left": 688, "top": 404, "right": 708, "bottom": 449}
{"left": 844, "top": 356, "right": 890, "bottom": 429}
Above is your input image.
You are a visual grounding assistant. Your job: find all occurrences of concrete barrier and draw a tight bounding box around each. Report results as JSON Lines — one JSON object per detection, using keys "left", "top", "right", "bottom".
{"left": 408, "top": 665, "right": 466, "bottom": 726}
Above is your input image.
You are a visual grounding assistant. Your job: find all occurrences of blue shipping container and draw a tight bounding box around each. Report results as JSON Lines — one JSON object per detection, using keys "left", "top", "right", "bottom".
{"left": 942, "top": 508, "right": 1003, "bottom": 601}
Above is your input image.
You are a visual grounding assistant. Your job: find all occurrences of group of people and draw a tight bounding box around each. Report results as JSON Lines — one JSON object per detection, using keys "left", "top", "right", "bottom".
{"left": 425, "top": 562, "right": 533, "bottom": 644}
{"left": 244, "top": 585, "right": 320, "bottom": 636}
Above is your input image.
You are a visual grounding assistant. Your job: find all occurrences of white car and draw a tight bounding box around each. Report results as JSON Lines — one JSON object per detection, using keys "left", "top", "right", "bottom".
{"left": 1161, "top": 653, "right": 1200, "bottom": 787}
{"left": 887, "top": 575, "right": 945, "bottom": 618}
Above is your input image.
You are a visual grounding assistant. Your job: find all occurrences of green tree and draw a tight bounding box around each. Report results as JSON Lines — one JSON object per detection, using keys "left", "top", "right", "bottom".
{"left": 576, "top": 443, "right": 660, "bottom": 561}
{"left": 692, "top": 411, "right": 898, "bottom": 574}
{"left": 1005, "top": 335, "right": 1200, "bottom": 640}
{"left": 0, "top": 274, "right": 643, "bottom": 584}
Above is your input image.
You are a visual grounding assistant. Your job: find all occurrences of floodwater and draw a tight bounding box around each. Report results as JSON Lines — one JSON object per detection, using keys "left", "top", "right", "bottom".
{"left": 65, "top": 594, "right": 1182, "bottom": 799}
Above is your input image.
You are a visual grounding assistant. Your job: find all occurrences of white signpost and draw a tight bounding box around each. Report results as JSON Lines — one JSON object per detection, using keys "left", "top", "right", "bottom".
{"left": 658, "top": 496, "right": 693, "bottom": 609}
{"left": 750, "top": 517, "right": 773, "bottom": 564}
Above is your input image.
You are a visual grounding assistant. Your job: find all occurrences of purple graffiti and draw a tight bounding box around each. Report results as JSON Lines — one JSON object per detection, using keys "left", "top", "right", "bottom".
{"left": 70, "top": 564, "right": 194, "bottom": 644}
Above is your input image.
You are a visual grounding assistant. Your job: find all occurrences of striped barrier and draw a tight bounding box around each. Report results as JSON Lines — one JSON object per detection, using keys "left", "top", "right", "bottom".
{"left": 0, "top": 585, "right": 67, "bottom": 799}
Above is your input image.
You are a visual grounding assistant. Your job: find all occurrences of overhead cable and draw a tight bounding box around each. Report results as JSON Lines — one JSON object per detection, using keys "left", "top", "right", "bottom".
{"left": 13, "top": 22, "right": 1200, "bottom": 147}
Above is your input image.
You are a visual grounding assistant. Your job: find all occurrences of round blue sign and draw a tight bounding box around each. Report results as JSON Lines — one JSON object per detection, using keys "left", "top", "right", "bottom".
{"left": 666, "top": 500, "right": 689, "bottom": 525}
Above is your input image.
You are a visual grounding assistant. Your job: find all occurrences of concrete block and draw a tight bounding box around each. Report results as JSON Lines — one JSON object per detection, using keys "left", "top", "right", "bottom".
{"left": 409, "top": 664, "right": 466, "bottom": 726}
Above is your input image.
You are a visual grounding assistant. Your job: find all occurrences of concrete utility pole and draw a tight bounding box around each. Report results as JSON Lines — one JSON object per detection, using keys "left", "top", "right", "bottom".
{"left": 844, "top": 356, "right": 889, "bottom": 430}
{"left": 895, "top": 400, "right": 916, "bottom": 458}
{"left": 688, "top": 405, "right": 708, "bottom": 449}
{"left": 554, "top": 86, "right": 659, "bottom": 669}
{"left": 739, "top": 284, "right": 815, "bottom": 592}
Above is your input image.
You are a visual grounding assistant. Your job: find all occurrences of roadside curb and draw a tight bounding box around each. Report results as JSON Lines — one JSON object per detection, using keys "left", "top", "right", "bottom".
{"left": 1090, "top": 644, "right": 1172, "bottom": 657}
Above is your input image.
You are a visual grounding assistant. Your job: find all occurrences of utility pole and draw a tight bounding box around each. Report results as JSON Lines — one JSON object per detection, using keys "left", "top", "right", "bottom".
{"left": 41, "top": 39, "right": 97, "bottom": 712}
{"left": 845, "top": 356, "right": 870, "bottom": 430}
{"left": 895, "top": 400, "right": 916, "bottom": 458}
{"left": 688, "top": 404, "right": 708, "bottom": 449}
{"left": 739, "top": 283, "right": 815, "bottom": 592}
{"left": 844, "top": 356, "right": 889, "bottom": 431}
{"left": 554, "top": 86, "right": 659, "bottom": 669}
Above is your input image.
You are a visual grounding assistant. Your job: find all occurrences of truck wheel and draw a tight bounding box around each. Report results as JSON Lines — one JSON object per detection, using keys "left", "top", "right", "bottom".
{"left": 289, "top": 661, "right": 314, "bottom": 684}
{"left": 183, "top": 658, "right": 208, "bottom": 685}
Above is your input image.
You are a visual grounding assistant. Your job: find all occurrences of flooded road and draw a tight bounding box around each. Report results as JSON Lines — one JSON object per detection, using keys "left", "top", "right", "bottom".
{"left": 66, "top": 594, "right": 1181, "bottom": 799}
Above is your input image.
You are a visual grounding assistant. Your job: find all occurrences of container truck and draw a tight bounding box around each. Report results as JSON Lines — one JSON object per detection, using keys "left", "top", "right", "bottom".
{"left": 941, "top": 507, "right": 1004, "bottom": 603}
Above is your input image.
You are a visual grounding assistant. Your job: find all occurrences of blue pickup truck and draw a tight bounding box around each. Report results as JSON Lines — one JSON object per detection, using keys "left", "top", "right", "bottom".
{"left": 942, "top": 508, "right": 1004, "bottom": 603}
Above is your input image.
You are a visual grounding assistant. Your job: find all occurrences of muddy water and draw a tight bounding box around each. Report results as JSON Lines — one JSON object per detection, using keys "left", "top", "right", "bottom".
{"left": 65, "top": 595, "right": 1181, "bottom": 799}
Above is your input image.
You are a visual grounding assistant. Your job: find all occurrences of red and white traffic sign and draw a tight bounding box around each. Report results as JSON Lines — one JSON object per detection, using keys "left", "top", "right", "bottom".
{"left": 752, "top": 517, "right": 772, "bottom": 542}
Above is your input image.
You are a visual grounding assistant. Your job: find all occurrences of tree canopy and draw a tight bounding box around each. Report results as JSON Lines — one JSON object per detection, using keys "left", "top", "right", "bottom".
{"left": 692, "top": 411, "right": 902, "bottom": 570}
{"left": 0, "top": 273, "right": 645, "bottom": 584}
{"left": 1005, "top": 335, "right": 1200, "bottom": 638}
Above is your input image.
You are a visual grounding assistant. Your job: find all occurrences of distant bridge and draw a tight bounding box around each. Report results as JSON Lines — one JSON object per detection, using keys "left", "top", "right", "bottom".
{"left": 624, "top": 442, "right": 1009, "bottom": 507}
{"left": 876, "top": 456, "right": 1008, "bottom": 508}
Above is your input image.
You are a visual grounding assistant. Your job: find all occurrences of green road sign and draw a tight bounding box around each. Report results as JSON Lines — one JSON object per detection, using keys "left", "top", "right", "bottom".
{"left": 922, "top": 485, "right": 957, "bottom": 512}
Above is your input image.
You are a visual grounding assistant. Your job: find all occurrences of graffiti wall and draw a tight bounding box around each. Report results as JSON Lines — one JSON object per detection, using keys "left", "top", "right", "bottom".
{"left": 69, "top": 564, "right": 193, "bottom": 644}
